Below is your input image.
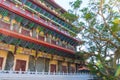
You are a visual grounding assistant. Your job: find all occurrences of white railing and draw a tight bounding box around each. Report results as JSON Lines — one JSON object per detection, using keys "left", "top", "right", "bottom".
{"left": 0, "top": 70, "right": 95, "bottom": 80}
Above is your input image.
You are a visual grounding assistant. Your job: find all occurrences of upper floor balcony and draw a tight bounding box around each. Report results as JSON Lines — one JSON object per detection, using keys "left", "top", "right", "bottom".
{"left": 31, "top": 0, "right": 67, "bottom": 21}
{"left": 4, "top": 0, "right": 79, "bottom": 39}
{"left": 0, "top": 1, "right": 80, "bottom": 47}
{"left": 0, "top": 19, "right": 75, "bottom": 54}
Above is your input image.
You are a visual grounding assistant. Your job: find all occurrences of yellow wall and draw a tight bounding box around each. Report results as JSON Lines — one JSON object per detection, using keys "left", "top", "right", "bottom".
{"left": 37, "top": 51, "right": 51, "bottom": 59}
{"left": 49, "top": 60, "right": 58, "bottom": 72}
{"left": 62, "top": 62, "right": 68, "bottom": 72}
{"left": 0, "top": 50, "right": 8, "bottom": 70}
{"left": 17, "top": 47, "right": 36, "bottom": 56}
{"left": 53, "top": 55, "right": 64, "bottom": 61}
{"left": 13, "top": 54, "right": 29, "bottom": 71}
{"left": 71, "top": 64, "right": 75, "bottom": 68}
{"left": 3, "top": 16, "right": 10, "bottom": 22}
{"left": 0, "top": 42, "right": 15, "bottom": 53}
{"left": 37, "top": 51, "right": 43, "bottom": 57}
{"left": 62, "top": 62, "right": 68, "bottom": 66}
{"left": 0, "top": 14, "right": 2, "bottom": 18}
{"left": 70, "top": 63, "right": 76, "bottom": 72}
{"left": 56, "top": 56, "right": 64, "bottom": 61}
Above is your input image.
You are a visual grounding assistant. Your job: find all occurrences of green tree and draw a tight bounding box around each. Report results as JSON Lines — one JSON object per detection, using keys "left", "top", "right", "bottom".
{"left": 70, "top": 0, "right": 120, "bottom": 80}
{"left": 61, "top": 11, "right": 78, "bottom": 22}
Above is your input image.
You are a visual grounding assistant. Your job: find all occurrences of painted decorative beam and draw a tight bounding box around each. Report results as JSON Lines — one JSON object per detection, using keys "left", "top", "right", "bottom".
{"left": 0, "top": 28, "right": 75, "bottom": 54}
{"left": 0, "top": 0, "right": 80, "bottom": 43}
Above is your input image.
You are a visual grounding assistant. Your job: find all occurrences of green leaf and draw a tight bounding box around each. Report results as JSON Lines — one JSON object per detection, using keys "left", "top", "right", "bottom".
{"left": 80, "top": 8, "right": 88, "bottom": 14}
{"left": 61, "top": 12, "right": 78, "bottom": 22}
{"left": 84, "top": 13, "right": 93, "bottom": 20}
{"left": 113, "top": 18, "right": 120, "bottom": 24}
{"left": 70, "top": 0, "right": 82, "bottom": 9}
{"left": 111, "top": 23, "right": 120, "bottom": 32}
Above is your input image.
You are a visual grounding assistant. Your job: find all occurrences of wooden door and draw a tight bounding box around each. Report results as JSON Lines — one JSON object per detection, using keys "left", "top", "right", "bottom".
{"left": 71, "top": 67, "right": 75, "bottom": 73}
{"left": 62, "top": 66, "right": 67, "bottom": 73}
{"left": 0, "top": 57, "right": 3, "bottom": 70}
{"left": 50, "top": 64, "right": 56, "bottom": 72}
{"left": 15, "top": 60, "right": 26, "bottom": 71}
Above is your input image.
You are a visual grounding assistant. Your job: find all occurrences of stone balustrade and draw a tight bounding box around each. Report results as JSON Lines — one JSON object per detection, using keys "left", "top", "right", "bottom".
{"left": 0, "top": 70, "right": 95, "bottom": 80}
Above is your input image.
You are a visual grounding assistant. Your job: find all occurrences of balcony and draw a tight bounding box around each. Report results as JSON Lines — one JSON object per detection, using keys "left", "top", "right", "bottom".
{"left": 38, "top": 35, "right": 45, "bottom": 41}
{"left": 0, "top": 70, "right": 94, "bottom": 80}
{"left": 31, "top": 0, "right": 71, "bottom": 28}
{"left": 0, "top": 0, "right": 79, "bottom": 43}
{"left": 0, "top": 20, "right": 75, "bottom": 54}
{"left": 0, "top": 17, "right": 76, "bottom": 51}
{"left": 32, "top": 0, "right": 60, "bottom": 15}
{"left": 0, "top": 19, "right": 10, "bottom": 30}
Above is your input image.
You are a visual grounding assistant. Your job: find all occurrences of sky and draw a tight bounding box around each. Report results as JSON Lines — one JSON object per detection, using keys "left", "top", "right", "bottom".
{"left": 54, "top": 0, "right": 75, "bottom": 11}
{"left": 54, "top": 0, "right": 88, "bottom": 11}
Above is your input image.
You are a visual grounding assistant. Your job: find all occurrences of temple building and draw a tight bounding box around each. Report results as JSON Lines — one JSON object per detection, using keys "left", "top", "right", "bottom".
{"left": 0, "top": 0, "right": 83, "bottom": 73}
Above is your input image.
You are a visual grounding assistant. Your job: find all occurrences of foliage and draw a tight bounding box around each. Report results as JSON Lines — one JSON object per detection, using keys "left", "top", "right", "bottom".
{"left": 61, "top": 11, "right": 78, "bottom": 23}
{"left": 61, "top": 11, "right": 80, "bottom": 34}
{"left": 69, "top": 0, "right": 82, "bottom": 10}
{"left": 70, "top": 0, "right": 120, "bottom": 80}
{"left": 75, "top": 51, "right": 90, "bottom": 60}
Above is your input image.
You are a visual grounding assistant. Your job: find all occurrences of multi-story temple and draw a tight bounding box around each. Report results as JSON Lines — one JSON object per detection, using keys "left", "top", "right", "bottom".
{"left": 0, "top": 0, "right": 83, "bottom": 75}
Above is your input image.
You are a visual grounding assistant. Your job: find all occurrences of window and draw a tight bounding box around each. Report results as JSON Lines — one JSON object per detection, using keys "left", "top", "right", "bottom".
{"left": 35, "top": 7, "right": 41, "bottom": 12}
{"left": 25, "top": 1, "right": 32, "bottom": 7}
{"left": 20, "top": 0, "right": 27, "bottom": 3}
{"left": 31, "top": 4, "right": 37, "bottom": 9}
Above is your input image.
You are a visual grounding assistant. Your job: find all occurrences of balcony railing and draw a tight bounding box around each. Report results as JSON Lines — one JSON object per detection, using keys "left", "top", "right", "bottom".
{"left": 0, "top": 0, "right": 79, "bottom": 42}
{"left": 32, "top": 0, "right": 60, "bottom": 16}
{"left": 31, "top": 0, "right": 75, "bottom": 35}
{"left": 0, "top": 20, "right": 10, "bottom": 30}
{"left": 0, "top": 70, "right": 95, "bottom": 80}
{"left": 18, "top": 0, "right": 75, "bottom": 35}
{"left": 51, "top": 39, "right": 56, "bottom": 45}
{"left": 38, "top": 35, "right": 44, "bottom": 41}
{"left": 0, "top": 19, "right": 75, "bottom": 52}
{"left": 21, "top": 28, "right": 31, "bottom": 37}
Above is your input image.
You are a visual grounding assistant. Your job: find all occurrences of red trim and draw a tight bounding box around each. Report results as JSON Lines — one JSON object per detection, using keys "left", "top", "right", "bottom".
{"left": 0, "top": 1, "right": 80, "bottom": 43}
{"left": 30, "top": 0, "right": 66, "bottom": 21}
{"left": 0, "top": 28, "right": 75, "bottom": 54}
{"left": 47, "top": 0, "right": 66, "bottom": 12}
